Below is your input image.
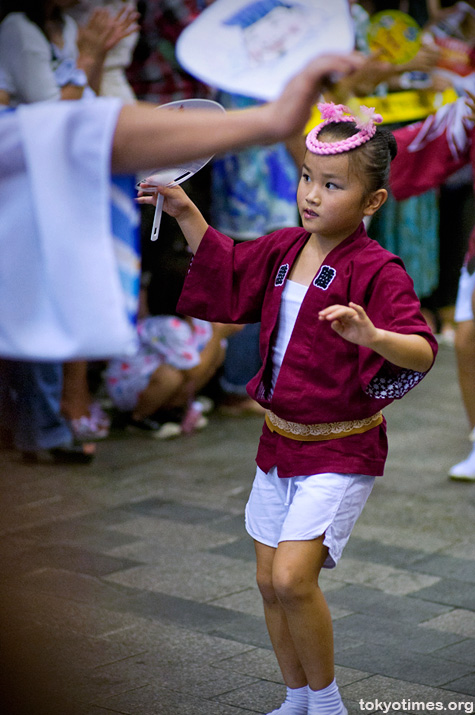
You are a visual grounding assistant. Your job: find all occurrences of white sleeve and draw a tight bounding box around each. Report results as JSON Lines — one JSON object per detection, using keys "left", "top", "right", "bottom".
{"left": 0, "top": 65, "right": 13, "bottom": 93}
{"left": 0, "top": 98, "right": 138, "bottom": 361}
{"left": 0, "top": 13, "right": 61, "bottom": 104}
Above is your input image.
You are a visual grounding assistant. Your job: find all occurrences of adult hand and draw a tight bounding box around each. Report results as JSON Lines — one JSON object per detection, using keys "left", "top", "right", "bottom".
{"left": 329, "top": 52, "right": 395, "bottom": 99}
{"left": 403, "top": 42, "right": 440, "bottom": 73}
{"left": 265, "top": 52, "right": 366, "bottom": 140}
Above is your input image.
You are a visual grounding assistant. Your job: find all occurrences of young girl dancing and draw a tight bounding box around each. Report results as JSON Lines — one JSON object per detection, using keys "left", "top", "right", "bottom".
{"left": 138, "top": 103, "right": 438, "bottom": 715}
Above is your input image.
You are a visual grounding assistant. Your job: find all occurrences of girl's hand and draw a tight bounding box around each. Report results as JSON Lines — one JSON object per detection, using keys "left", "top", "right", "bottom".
{"left": 136, "top": 182, "right": 159, "bottom": 206}
{"left": 319, "top": 302, "right": 378, "bottom": 347}
{"left": 137, "top": 183, "right": 194, "bottom": 220}
{"left": 320, "top": 303, "right": 435, "bottom": 371}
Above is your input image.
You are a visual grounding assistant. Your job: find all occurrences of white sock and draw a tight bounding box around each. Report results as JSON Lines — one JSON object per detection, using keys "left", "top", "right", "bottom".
{"left": 308, "top": 679, "right": 347, "bottom": 715}
{"left": 266, "top": 685, "right": 308, "bottom": 714}
{"left": 449, "top": 442, "right": 475, "bottom": 477}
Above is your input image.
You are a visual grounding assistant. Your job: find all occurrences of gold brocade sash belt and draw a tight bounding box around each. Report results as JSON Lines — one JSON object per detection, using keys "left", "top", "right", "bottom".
{"left": 265, "top": 410, "right": 383, "bottom": 442}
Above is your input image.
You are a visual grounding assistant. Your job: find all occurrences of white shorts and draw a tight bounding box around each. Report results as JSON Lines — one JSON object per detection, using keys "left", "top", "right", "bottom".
{"left": 245, "top": 466, "right": 375, "bottom": 568}
{"left": 454, "top": 265, "right": 475, "bottom": 323}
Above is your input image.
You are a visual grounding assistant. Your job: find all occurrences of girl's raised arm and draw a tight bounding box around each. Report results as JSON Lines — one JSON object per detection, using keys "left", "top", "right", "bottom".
{"left": 137, "top": 184, "right": 208, "bottom": 255}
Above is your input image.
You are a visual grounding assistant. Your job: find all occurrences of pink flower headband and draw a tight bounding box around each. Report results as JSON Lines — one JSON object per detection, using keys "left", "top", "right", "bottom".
{"left": 306, "top": 102, "right": 383, "bottom": 155}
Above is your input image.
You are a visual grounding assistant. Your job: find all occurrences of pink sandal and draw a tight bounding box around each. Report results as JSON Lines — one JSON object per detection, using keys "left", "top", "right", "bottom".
{"left": 70, "top": 405, "right": 110, "bottom": 442}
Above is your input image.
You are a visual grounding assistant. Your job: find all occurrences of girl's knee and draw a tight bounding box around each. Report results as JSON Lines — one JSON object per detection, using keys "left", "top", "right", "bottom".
{"left": 256, "top": 556, "right": 287, "bottom": 605}
{"left": 271, "top": 567, "right": 317, "bottom": 607}
{"left": 257, "top": 564, "right": 319, "bottom": 608}
{"left": 256, "top": 568, "right": 278, "bottom": 604}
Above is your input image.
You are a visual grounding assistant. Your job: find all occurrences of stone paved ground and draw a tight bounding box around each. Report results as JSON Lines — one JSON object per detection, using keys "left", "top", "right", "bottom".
{"left": 0, "top": 343, "right": 474, "bottom": 714}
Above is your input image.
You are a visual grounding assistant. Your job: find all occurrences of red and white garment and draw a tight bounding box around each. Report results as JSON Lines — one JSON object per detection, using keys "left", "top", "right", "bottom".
{"left": 390, "top": 93, "right": 475, "bottom": 263}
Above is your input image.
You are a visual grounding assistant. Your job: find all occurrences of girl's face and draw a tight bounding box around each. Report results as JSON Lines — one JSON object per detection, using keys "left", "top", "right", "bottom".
{"left": 296, "top": 151, "right": 384, "bottom": 245}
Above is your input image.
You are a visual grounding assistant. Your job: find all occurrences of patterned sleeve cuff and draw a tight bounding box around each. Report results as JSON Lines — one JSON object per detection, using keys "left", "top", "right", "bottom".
{"left": 364, "top": 365, "right": 425, "bottom": 400}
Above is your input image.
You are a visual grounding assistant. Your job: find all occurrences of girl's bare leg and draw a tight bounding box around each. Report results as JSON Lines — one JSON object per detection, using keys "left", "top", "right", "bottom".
{"left": 449, "top": 319, "right": 475, "bottom": 479}
{"left": 255, "top": 541, "right": 308, "bottom": 688}
{"left": 133, "top": 364, "right": 184, "bottom": 420}
{"left": 255, "top": 535, "right": 334, "bottom": 690}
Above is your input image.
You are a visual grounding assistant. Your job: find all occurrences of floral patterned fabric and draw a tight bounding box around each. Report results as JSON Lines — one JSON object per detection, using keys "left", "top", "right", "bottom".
{"left": 210, "top": 92, "right": 299, "bottom": 240}
{"left": 105, "top": 316, "right": 212, "bottom": 411}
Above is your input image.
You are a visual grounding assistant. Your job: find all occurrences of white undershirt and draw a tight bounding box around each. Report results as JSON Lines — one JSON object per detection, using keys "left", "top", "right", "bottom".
{"left": 271, "top": 279, "right": 308, "bottom": 390}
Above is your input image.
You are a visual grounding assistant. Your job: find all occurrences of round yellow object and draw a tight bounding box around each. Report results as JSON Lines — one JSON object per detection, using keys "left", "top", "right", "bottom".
{"left": 367, "top": 10, "right": 421, "bottom": 64}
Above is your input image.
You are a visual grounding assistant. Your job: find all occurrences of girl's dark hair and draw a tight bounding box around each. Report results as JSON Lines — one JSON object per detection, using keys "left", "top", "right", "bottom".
{"left": 318, "top": 122, "right": 398, "bottom": 194}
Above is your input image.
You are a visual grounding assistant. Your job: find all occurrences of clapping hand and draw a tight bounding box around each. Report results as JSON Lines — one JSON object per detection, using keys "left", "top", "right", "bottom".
{"left": 78, "top": 4, "right": 139, "bottom": 58}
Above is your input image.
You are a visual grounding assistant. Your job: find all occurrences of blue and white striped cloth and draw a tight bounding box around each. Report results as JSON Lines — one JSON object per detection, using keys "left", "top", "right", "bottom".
{"left": 110, "top": 174, "right": 141, "bottom": 337}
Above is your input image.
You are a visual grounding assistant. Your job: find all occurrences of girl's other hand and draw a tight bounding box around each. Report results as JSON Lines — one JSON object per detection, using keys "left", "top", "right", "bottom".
{"left": 318, "top": 301, "right": 378, "bottom": 347}
{"left": 320, "top": 302, "right": 434, "bottom": 371}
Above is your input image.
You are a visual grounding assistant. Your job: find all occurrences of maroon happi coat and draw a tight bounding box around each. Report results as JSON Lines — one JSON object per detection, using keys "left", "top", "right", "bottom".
{"left": 177, "top": 222, "right": 438, "bottom": 477}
